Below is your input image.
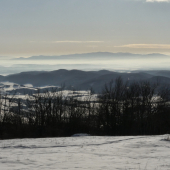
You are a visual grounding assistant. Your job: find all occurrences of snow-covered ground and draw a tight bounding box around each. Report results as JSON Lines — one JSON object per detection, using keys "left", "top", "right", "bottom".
{"left": 0, "top": 135, "right": 170, "bottom": 170}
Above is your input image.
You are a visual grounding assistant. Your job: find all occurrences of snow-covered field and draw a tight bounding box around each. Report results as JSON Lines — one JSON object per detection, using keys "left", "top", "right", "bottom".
{"left": 0, "top": 135, "right": 170, "bottom": 170}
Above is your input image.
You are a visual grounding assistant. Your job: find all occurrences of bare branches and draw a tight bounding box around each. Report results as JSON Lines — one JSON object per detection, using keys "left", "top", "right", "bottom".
{"left": 0, "top": 77, "right": 170, "bottom": 139}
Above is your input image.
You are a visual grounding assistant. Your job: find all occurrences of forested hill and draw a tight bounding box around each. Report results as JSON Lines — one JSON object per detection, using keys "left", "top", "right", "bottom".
{"left": 1, "top": 69, "right": 170, "bottom": 92}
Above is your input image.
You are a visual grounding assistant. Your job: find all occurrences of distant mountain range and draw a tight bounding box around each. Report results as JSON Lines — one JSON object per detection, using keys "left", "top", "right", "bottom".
{"left": 1, "top": 69, "right": 170, "bottom": 92}
{"left": 13, "top": 52, "right": 169, "bottom": 60}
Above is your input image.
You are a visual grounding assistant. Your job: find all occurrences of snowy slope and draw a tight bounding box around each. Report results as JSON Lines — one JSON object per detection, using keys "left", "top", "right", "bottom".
{"left": 0, "top": 135, "right": 170, "bottom": 170}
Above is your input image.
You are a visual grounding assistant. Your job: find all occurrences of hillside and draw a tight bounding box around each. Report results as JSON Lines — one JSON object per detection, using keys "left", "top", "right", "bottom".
{"left": 0, "top": 69, "right": 154, "bottom": 91}
{"left": 1, "top": 69, "right": 170, "bottom": 92}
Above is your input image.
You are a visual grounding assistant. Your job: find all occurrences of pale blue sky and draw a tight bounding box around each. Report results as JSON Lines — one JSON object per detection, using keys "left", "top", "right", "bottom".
{"left": 0, "top": 0, "right": 170, "bottom": 56}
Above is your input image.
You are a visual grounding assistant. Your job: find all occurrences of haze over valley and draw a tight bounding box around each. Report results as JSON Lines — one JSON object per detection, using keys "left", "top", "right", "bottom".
{"left": 0, "top": 52, "right": 170, "bottom": 75}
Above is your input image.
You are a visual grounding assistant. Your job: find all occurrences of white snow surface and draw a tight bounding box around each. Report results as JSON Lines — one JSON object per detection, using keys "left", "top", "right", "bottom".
{"left": 0, "top": 135, "right": 170, "bottom": 170}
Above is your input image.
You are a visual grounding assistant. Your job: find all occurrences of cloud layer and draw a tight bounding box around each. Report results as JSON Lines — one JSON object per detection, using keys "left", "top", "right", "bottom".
{"left": 53, "top": 41, "right": 104, "bottom": 43}
{"left": 115, "top": 44, "right": 170, "bottom": 49}
{"left": 146, "top": 0, "right": 170, "bottom": 2}
{"left": 30, "top": 41, "right": 104, "bottom": 44}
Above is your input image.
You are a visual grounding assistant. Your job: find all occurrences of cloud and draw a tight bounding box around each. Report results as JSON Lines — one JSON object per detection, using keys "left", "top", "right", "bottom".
{"left": 115, "top": 44, "right": 170, "bottom": 49}
{"left": 54, "top": 41, "right": 104, "bottom": 43}
{"left": 30, "top": 41, "right": 104, "bottom": 44}
{"left": 146, "top": 0, "right": 170, "bottom": 2}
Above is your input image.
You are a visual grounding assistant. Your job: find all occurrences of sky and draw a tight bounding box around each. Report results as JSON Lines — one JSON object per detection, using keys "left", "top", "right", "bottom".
{"left": 0, "top": 0, "right": 170, "bottom": 57}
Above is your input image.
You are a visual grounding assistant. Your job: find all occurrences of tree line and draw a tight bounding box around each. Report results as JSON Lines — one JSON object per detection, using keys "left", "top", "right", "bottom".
{"left": 0, "top": 77, "right": 170, "bottom": 139}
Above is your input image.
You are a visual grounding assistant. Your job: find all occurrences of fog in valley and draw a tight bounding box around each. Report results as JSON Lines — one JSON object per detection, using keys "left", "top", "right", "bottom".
{"left": 0, "top": 52, "right": 170, "bottom": 75}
